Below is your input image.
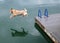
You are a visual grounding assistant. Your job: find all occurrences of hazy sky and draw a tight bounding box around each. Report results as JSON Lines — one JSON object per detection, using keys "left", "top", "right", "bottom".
{"left": 0, "top": 0, "right": 60, "bottom": 5}
{"left": 15, "top": 0, "right": 60, "bottom": 5}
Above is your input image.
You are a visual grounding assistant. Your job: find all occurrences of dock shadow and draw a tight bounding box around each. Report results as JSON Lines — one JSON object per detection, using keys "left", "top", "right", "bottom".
{"left": 10, "top": 27, "right": 28, "bottom": 37}
{"left": 34, "top": 23, "right": 54, "bottom": 43}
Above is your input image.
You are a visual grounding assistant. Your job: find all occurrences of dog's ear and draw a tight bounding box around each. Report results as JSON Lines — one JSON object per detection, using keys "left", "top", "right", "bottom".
{"left": 10, "top": 8, "right": 13, "bottom": 10}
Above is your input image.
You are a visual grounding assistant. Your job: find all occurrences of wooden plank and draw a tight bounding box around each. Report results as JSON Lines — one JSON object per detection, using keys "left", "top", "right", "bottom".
{"left": 35, "top": 14, "right": 60, "bottom": 43}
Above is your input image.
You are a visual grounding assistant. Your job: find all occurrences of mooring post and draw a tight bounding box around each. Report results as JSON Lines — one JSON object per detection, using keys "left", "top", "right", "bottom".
{"left": 38, "top": 9, "right": 42, "bottom": 18}
{"left": 44, "top": 9, "right": 48, "bottom": 17}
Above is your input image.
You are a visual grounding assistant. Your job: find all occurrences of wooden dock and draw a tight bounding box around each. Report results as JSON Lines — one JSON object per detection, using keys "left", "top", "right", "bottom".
{"left": 35, "top": 14, "right": 60, "bottom": 43}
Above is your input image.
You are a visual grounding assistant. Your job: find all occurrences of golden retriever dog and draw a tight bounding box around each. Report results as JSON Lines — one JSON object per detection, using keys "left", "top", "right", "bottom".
{"left": 10, "top": 8, "right": 28, "bottom": 18}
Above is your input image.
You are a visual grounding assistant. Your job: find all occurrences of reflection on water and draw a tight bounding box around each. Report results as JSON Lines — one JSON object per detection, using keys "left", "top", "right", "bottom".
{"left": 10, "top": 27, "right": 28, "bottom": 37}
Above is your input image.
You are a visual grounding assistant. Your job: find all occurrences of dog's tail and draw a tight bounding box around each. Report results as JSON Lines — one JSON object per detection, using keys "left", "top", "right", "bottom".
{"left": 24, "top": 8, "right": 27, "bottom": 12}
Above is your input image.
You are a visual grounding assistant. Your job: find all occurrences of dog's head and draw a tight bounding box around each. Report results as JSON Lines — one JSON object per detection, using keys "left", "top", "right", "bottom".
{"left": 10, "top": 8, "right": 13, "bottom": 14}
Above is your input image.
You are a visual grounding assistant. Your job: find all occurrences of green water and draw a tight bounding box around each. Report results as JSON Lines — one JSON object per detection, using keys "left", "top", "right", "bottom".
{"left": 0, "top": 0, "right": 60, "bottom": 43}
{"left": 0, "top": 8, "right": 48, "bottom": 43}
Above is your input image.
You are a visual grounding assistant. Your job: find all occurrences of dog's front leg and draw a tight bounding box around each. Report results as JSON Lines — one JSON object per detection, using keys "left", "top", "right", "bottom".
{"left": 10, "top": 15, "right": 13, "bottom": 19}
{"left": 10, "top": 14, "right": 16, "bottom": 19}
